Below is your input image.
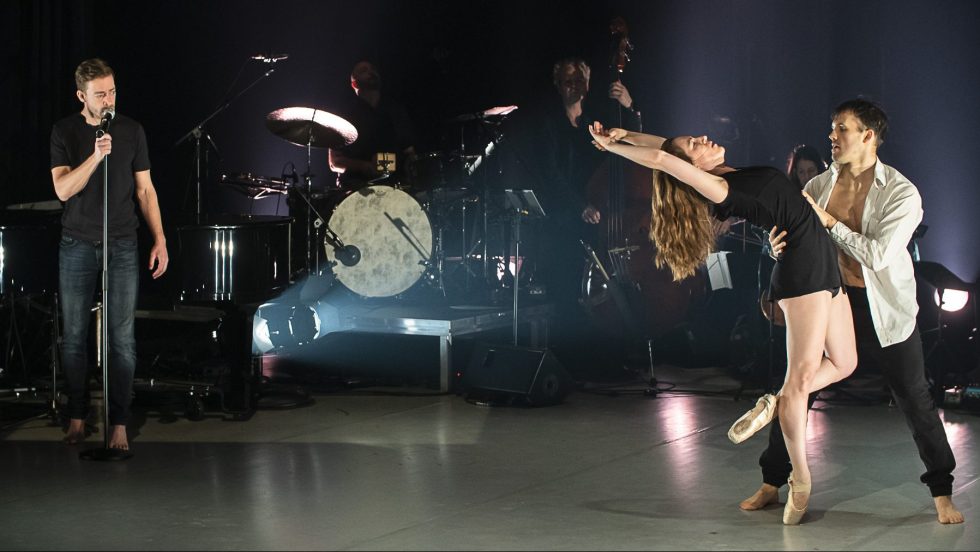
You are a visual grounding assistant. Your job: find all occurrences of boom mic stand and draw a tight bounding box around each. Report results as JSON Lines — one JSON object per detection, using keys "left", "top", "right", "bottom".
{"left": 81, "top": 112, "right": 132, "bottom": 461}
{"left": 175, "top": 61, "right": 280, "bottom": 216}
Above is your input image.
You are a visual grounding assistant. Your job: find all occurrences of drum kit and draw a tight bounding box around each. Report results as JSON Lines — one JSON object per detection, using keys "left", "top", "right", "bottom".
{"left": 206, "top": 103, "right": 520, "bottom": 305}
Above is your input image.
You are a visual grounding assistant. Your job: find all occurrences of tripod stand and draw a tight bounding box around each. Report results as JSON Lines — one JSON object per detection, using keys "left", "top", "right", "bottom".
{"left": 0, "top": 292, "right": 61, "bottom": 425}
{"left": 580, "top": 240, "right": 659, "bottom": 395}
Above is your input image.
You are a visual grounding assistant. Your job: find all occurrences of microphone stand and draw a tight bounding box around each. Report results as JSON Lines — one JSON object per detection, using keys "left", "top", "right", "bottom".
{"left": 81, "top": 120, "right": 132, "bottom": 461}
{"left": 175, "top": 63, "right": 280, "bottom": 216}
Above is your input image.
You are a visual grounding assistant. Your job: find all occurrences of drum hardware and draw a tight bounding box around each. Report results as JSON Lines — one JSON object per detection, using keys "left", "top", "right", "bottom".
{"left": 446, "top": 104, "right": 519, "bottom": 124}
{"left": 265, "top": 106, "right": 359, "bottom": 277}
{"left": 176, "top": 56, "right": 282, "bottom": 216}
{"left": 219, "top": 173, "right": 292, "bottom": 200}
{"left": 444, "top": 104, "right": 518, "bottom": 288}
{"left": 372, "top": 152, "right": 397, "bottom": 182}
{"left": 427, "top": 194, "right": 486, "bottom": 300}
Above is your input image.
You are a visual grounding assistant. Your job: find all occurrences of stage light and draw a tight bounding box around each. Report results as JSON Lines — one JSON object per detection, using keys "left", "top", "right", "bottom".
{"left": 252, "top": 302, "right": 320, "bottom": 353}
{"left": 917, "top": 261, "right": 974, "bottom": 314}
{"left": 915, "top": 261, "right": 979, "bottom": 399}
{"left": 935, "top": 288, "right": 969, "bottom": 312}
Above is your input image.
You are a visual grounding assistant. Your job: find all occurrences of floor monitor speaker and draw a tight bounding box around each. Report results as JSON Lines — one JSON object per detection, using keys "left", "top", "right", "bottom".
{"left": 462, "top": 342, "right": 571, "bottom": 406}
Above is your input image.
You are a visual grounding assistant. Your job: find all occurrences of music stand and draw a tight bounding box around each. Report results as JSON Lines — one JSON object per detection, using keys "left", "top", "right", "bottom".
{"left": 504, "top": 190, "right": 546, "bottom": 345}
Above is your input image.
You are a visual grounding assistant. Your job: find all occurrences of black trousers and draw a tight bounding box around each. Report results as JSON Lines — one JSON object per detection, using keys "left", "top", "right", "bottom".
{"left": 758, "top": 286, "right": 956, "bottom": 497}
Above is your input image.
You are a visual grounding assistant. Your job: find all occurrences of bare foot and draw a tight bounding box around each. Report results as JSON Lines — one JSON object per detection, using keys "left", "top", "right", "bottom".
{"left": 109, "top": 425, "right": 129, "bottom": 451}
{"left": 740, "top": 483, "right": 780, "bottom": 510}
{"left": 64, "top": 418, "right": 86, "bottom": 444}
{"left": 935, "top": 495, "right": 964, "bottom": 524}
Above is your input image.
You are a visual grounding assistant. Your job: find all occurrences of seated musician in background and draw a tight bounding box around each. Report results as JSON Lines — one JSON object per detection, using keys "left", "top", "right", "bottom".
{"left": 328, "top": 60, "right": 418, "bottom": 188}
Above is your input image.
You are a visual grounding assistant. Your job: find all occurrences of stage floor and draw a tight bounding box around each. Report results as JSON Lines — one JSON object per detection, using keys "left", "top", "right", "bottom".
{"left": 1, "top": 363, "right": 976, "bottom": 551}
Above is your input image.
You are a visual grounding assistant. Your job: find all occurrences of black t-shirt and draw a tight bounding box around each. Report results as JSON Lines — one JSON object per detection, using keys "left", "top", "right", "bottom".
{"left": 50, "top": 112, "right": 151, "bottom": 242}
{"left": 334, "top": 95, "right": 416, "bottom": 187}
{"left": 716, "top": 166, "right": 840, "bottom": 300}
{"left": 514, "top": 96, "right": 641, "bottom": 230}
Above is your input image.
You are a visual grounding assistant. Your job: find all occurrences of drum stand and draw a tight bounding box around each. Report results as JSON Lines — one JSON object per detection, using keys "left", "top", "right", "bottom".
{"left": 427, "top": 194, "right": 483, "bottom": 301}
{"left": 292, "top": 134, "right": 361, "bottom": 281}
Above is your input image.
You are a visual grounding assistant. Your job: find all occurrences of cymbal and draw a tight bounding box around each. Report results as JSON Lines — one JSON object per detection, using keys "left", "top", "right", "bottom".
{"left": 447, "top": 105, "right": 518, "bottom": 123}
{"left": 265, "top": 107, "right": 358, "bottom": 149}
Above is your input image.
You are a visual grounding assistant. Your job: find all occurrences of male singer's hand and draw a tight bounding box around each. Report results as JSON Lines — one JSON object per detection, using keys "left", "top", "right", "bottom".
{"left": 94, "top": 134, "right": 112, "bottom": 161}
{"left": 149, "top": 241, "right": 169, "bottom": 279}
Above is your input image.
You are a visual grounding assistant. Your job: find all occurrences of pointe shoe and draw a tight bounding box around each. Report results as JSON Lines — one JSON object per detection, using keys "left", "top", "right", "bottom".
{"left": 727, "top": 393, "right": 779, "bottom": 444}
{"left": 783, "top": 472, "right": 811, "bottom": 525}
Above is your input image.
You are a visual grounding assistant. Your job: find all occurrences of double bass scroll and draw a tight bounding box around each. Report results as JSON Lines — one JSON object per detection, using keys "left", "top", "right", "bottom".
{"left": 581, "top": 16, "right": 705, "bottom": 341}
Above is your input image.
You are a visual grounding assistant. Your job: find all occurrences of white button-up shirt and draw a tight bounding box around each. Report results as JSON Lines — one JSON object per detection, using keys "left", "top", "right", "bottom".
{"left": 804, "top": 159, "right": 923, "bottom": 347}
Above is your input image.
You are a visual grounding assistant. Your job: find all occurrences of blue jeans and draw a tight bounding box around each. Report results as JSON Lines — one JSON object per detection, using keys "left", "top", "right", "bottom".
{"left": 59, "top": 234, "right": 139, "bottom": 426}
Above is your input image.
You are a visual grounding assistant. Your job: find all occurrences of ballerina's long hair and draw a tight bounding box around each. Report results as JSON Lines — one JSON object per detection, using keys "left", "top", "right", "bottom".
{"left": 649, "top": 138, "right": 717, "bottom": 281}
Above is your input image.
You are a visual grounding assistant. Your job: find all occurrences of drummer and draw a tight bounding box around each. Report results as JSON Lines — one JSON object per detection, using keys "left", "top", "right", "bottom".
{"left": 328, "top": 60, "right": 419, "bottom": 188}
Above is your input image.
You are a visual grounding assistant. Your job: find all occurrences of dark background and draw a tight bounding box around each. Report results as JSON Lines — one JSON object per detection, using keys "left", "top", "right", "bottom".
{"left": 5, "top": 0, "right": 980, "bottom": 286}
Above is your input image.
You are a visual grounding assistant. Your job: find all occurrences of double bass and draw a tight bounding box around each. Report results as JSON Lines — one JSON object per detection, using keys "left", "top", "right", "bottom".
{"left": 582, "top": 17, "right": 706, "bottom": 352}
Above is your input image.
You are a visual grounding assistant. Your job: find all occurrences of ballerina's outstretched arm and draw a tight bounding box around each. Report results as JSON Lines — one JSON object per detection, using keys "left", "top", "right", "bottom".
{"left": 596, "top": 126, "right": 668, "bottom": 149}
{"left": 589, "top": 122, "right": 729, "bottom": 205}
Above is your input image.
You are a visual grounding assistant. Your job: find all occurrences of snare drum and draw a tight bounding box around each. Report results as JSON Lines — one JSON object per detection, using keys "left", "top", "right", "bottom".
{"left": 324, "top": 185, "right": 433, "bottom": 298}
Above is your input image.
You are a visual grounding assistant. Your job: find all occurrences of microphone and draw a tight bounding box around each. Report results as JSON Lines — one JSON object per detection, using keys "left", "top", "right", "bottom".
{"left": 250, "top": 53, "right": 289, "bottom": 63}
{"left": 334, "top": 245, "right": 361, "bottom": 267}
{"left": 96, "top": 109, "right": 115, "bottom": 138}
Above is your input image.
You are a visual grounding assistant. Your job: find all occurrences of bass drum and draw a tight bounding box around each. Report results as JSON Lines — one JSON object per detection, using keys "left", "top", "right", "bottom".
{"left": 325, "top": 185, "right": 433, "bottom": 298}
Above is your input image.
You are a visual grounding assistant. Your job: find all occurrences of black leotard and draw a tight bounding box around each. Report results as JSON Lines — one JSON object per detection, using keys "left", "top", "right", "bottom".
{"left": 714, "top": 166, "right": 841, "bottom": 300}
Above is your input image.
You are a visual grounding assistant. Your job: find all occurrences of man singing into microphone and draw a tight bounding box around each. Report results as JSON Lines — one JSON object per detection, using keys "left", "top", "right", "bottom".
{"left": 50, "top": 58, "right": 169, "bottom": 450}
